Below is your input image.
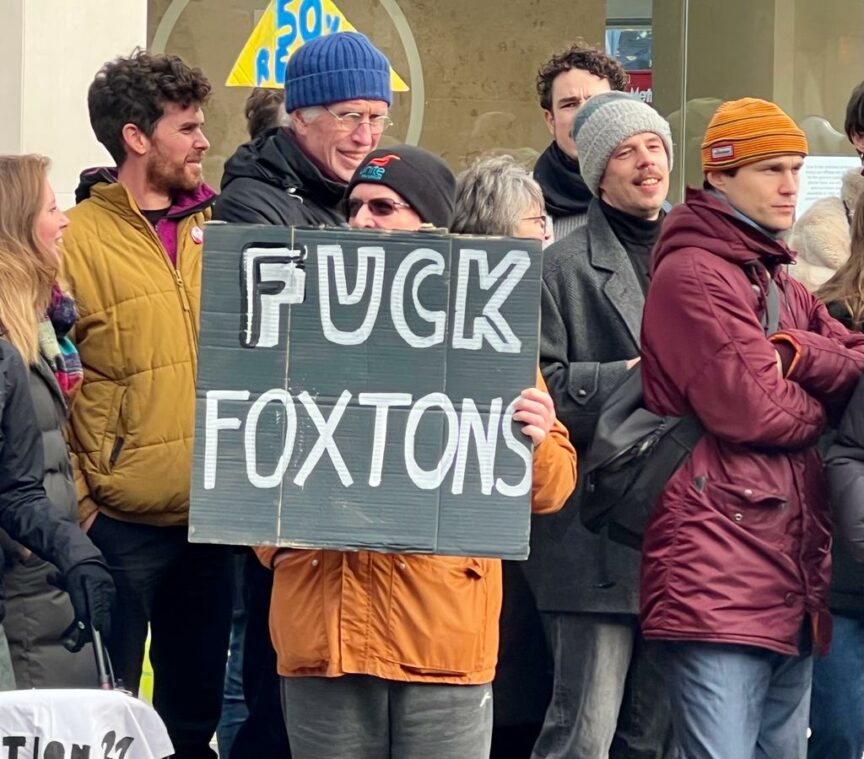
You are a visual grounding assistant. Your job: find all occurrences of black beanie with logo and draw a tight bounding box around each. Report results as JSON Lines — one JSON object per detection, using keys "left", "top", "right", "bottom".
{"left": 346, "top": 145, "right": 456, "bottom": 229}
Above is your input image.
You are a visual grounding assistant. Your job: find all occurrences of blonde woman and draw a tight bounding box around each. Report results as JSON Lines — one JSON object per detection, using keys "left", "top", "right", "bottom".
{"left": 0, "top": 155, "right": 114, "bottom": 689}
{"left": 808, "top": 189, "right": 864, "bottom": 759}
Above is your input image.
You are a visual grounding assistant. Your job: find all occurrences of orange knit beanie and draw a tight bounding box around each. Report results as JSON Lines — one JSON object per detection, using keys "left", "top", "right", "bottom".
{"left": 701, "top": 97, "right": 807, "bottom": 172}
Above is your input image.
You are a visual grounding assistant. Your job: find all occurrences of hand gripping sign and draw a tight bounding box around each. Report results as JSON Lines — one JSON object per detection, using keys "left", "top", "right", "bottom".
{"left": 190, "top": 225, "right": 542, "bottom": 559}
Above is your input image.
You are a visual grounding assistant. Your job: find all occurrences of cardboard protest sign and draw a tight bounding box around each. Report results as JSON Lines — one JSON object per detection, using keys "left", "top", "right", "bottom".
{"left": 189, "top": 224, "right": 542, "bottom": 559}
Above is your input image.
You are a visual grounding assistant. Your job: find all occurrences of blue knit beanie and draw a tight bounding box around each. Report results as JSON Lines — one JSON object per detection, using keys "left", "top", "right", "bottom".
{"left": 284, "top": 32, "right": 392, "bottom": 112}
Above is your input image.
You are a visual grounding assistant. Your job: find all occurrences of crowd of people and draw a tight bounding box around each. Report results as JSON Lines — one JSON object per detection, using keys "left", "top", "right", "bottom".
{"left": 1, "top": 27, "right": 864, "bottom": 759}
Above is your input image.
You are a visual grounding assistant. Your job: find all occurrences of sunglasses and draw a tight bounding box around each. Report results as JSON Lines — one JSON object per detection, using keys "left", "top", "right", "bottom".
{"left": 346, "top": 197, "right": 412, "bottom": 218}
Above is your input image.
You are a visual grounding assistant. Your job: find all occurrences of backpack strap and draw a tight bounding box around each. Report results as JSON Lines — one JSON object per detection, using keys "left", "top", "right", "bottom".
{"left": 750, "top": 262, "right": 780, "bottom": 336}
{"left": 764, "top": 274, "right": 780, "bottom": 336}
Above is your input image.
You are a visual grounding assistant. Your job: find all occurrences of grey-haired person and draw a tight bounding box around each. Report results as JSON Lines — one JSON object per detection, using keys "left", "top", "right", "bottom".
{"left": 454, "top": 154, "right": 550, "bottom": 245}
{"left": 214, "top": 31, "right": 394, "bottom": 227}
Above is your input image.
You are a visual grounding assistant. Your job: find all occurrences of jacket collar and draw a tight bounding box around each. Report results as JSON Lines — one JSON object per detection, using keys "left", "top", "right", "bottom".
{"left": 87, "top": 181, "right": 214, "bottom": 227}
{"left": 585, "top": 199, "right": 644, "bottom": 347}
{"left": 31, "top": 355, "right": 66, "bottom": 410}
{"left": 76, "top": 166, "right": 216, "bottom": 219}
{"left": 164, "top": 183, "right": 216, "bottom": 219}
{"left": 273, "top": 129, "right": 347, "bottom": 208}
{"left": 652, "top": 188, "right": 795, "bottom": 273}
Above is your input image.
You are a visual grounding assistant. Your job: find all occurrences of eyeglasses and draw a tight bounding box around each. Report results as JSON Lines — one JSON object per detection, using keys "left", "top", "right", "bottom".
{"left": 347, "top": 197, "right": 413, "bottom": 218}
{"left": 325, "top": 108, "right": 394, "bottom": 134}
{"left": 521, "top": 215, "right": 548, "bottom": 234}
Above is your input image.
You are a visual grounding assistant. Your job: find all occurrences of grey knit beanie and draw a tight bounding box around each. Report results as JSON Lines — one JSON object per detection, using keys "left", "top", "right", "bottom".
{"left": 571, "top": 91, "right": 673, "bottom": 196}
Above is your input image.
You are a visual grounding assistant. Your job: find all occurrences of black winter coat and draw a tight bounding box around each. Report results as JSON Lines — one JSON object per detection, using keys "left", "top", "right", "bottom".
{"left": 0, "top": 340, "right": 103, "bottom": 622}
{"left": 213, "top": 127, "right": 347, "bottom": 226}
{"left": 1, "top": 357, "right": 96, "bottom": 686}
{"left": 824, "top": 301, "right": 864, "bottom": 619}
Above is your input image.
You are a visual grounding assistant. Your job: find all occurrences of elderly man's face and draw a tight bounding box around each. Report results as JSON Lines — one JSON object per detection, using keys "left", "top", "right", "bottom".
{"left": 292, "top": 99, "right": 390, "bottom": 183}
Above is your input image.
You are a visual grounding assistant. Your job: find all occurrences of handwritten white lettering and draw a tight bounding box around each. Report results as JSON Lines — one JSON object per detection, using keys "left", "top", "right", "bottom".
{"left": 318, "top": 245, "right": 384, "bottom": 345}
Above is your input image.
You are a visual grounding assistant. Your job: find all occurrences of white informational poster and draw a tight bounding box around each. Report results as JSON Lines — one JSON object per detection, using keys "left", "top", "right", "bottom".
{"left": 796, "top": 155, "right": 861, "bottom": 218}
{"left": 0, "top": 689, "right": 174, "bottom": 758}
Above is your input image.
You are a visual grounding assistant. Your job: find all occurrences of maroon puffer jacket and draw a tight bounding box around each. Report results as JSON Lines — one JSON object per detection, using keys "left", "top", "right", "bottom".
{"left": 640, "top": 189, "right": 864, "bottom": 656}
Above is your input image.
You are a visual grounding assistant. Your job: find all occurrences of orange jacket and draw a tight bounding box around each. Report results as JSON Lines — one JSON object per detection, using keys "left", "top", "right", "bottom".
{"left": 257, "top": 372, "right": 576, "bottom": 684}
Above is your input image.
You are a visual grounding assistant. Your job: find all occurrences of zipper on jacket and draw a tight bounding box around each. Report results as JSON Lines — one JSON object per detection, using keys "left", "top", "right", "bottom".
{"left": 122, "top": 203, "right": 202, "bottom": 379}
{"left": 137, "top": 209, "right": 200, "bottom": 354}
{"left": 148, "top": 218, "right": 200, "bottom": 362}
{"left": 173, "top": 269, "right": 199, "bottom": 347}
{"left": 109, "top": 436, "right": 125, "bottom": 467}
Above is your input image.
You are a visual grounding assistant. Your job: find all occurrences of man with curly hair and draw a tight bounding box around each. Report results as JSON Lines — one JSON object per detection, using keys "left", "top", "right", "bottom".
{"left": 534, "top": 41, "right": 628, "bottom": 241}
{"left": 61, "top": 49, "right": 231, "bottom": 759}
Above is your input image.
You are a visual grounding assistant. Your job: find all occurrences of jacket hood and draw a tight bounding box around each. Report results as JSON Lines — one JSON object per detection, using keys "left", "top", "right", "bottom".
{"left": 74, "top": 166, "right": 215, "bottom": 218}
{"left": 652, "top": 188, "right": 795, "bottom": 274}
{"left": 841, "top": 167, "right": 864, "bottom": 209}
{"left": 75, "top": 167, "right": 118, "bottom": 204}
{"left": 220, "top": 126, "right": 345, "bottom": 201}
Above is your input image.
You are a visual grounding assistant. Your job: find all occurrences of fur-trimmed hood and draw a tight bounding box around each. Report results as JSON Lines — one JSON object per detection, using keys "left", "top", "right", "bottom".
{"left": 788, "top": 168, "right": 864, "bottom": 292}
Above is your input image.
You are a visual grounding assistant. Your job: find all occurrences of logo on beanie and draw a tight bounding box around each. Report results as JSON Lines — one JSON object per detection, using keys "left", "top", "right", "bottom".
{"left": 711, "top": 144, "right": 735, "bottom": 160}
{"left": 368, "top": 155, "right": 401, "bottom": 167}
{"left": 359, "top": 155, "right": 400, "bottom": 181}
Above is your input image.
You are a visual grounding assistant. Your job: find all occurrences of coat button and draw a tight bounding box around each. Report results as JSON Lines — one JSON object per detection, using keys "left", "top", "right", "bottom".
{"left": 399, "top": 561, "right": 407, "bottom": 570}
{"left": 577, "top": 388, "right": 587, "bottom": 397}
{"left": 743, "top": 488, "right": 753, "bottom": 497}
{"left": 734, "top": 512, "right": 743, "bottom": 522}
{"left": 784, "top": 592, "right": 796, "bottom": 606}
{"left": 311, "top": 559, "right": 319, "bottom": 567}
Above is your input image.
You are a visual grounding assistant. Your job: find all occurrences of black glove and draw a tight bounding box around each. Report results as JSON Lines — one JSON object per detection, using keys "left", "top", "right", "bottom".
{"left": 55, "top": 560, "right": 116, "bottom": 652}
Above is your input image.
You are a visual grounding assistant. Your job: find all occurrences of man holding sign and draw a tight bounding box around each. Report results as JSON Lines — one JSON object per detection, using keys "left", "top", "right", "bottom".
{"left": 212, "top": 31, "right": 395, "bottom": 758}
{"left": 255, "top": 145, "right": 576, "bottom": 759}
{"left": 214, "top": 31, "right": 393, "bottom": 226}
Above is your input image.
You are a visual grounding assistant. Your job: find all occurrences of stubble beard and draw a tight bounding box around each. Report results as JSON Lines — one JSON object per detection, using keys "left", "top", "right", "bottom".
{"left": 146, "top": 150, "right": 203, "bottom": 197}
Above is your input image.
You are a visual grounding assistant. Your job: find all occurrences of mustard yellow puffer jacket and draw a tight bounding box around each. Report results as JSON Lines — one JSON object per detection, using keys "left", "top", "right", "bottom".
{"left": 61, "top": 178, "right": 214, "bottom": 526}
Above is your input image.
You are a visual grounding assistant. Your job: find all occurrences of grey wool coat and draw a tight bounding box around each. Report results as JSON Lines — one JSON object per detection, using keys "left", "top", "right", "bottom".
{"left": 523, "top": 199, "right": 646, "bottom": 614}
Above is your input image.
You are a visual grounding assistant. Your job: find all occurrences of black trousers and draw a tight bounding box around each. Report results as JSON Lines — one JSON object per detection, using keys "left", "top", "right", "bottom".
{"left": 229, "top": 549, "right": 291, "bottom": 759}
{"left": 89, "top": 513, "right": 233, "bottom": 759}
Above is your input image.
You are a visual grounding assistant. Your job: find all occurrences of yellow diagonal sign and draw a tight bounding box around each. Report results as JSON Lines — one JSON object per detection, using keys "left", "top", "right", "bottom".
{"left": 227, "top": 0, "right": 409, "bottom": 92}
